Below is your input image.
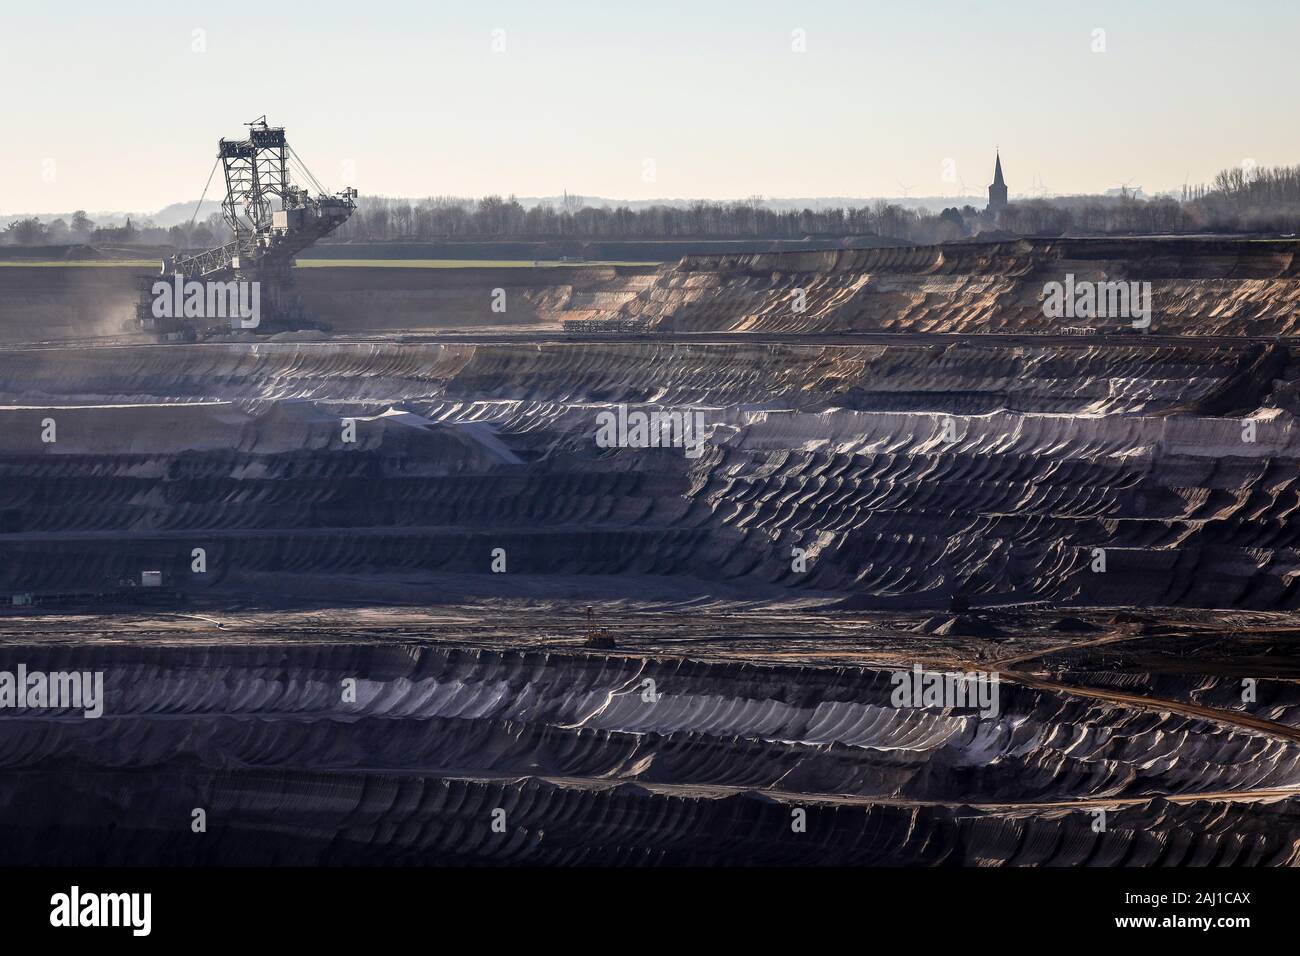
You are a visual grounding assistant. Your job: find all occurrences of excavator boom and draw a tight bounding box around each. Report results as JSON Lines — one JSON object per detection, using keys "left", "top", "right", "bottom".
{"left": 138, "top": 117, "right": 356, "bottom": 338}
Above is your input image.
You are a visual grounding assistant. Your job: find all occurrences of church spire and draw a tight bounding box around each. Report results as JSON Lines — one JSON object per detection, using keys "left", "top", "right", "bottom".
{"left": 987, "top": 150, "right": 1008, "bottom": 217}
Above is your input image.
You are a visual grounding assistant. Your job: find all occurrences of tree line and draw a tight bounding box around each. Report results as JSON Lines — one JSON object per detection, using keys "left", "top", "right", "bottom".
{"left": 325, "top": 162, "right": 1300, "bottom": 243}
{"left": 6, "top": 162, "right": 1300, "bottom": 249}
{"left": 0, "top": 210, "right": 230, "bottom": 248}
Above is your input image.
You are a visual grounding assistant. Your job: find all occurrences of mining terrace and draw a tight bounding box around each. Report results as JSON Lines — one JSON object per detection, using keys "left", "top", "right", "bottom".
{"left": 2, "top": 236, "right": 1300, "bottom": 865}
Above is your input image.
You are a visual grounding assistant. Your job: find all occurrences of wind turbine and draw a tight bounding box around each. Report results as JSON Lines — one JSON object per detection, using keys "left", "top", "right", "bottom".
{"left": 955, "top": 173, "right": 978, "bottom": 204}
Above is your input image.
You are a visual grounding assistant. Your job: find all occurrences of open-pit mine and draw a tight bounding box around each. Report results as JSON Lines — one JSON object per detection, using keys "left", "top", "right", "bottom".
{"left": 3, "top": 237, "right": 1300, "bottom": 865}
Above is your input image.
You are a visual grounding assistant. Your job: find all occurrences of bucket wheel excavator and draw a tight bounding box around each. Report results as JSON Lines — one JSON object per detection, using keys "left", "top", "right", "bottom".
{"left": 137, "top": 116, "right": 356, "bottom": 339}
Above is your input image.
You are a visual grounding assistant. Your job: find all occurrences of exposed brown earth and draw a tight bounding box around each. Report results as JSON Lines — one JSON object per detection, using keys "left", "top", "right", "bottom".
{"left": 609, "top": 238, "right": 1300, "bottom": 335}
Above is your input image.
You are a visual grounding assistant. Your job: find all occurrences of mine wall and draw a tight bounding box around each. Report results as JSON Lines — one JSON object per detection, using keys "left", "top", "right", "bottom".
{"left": 6, "top": 238, "right": 1300, "bottom": 865}
{"left": 612, "top": 238, "right": 1300, "bottom": 335}
{"left": 0, "top": 642, "right": 1297, "bottom": 865}
{"left": 1, "top": 336, "right": 1300, "bottom": 610}
{"left": 0, "top": 264, "right": 657, "bottom": 344}
{"left": 6, "top": 237, "right": 1300, "bottom": 345}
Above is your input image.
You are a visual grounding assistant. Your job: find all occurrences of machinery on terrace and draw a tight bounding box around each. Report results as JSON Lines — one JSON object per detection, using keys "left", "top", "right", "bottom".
{"left": 137, "top": 116, "right": 356, "bottom": 339}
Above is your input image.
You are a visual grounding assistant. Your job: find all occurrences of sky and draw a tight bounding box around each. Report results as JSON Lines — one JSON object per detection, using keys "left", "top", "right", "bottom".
{"left": 2, "top": 0, "right": 1296, "bottom": 213}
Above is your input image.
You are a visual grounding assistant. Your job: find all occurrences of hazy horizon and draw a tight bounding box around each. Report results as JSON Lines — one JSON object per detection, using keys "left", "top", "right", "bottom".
{"left": 4, "top": 0, "right": 1296, "bottom": 212}
{"left": 0, "top": 194, "right": 1013, "bottom": 226}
